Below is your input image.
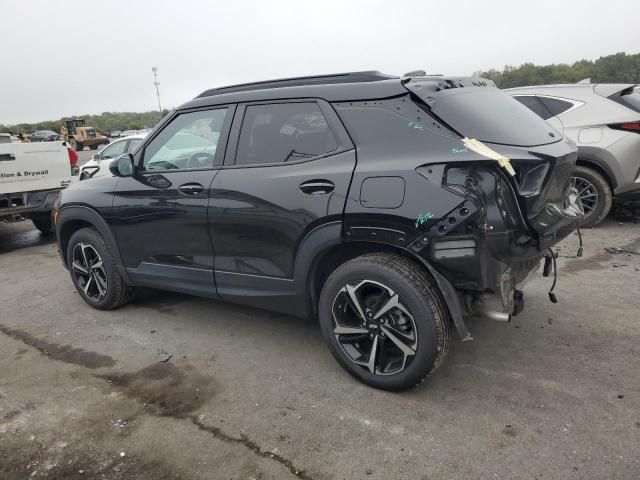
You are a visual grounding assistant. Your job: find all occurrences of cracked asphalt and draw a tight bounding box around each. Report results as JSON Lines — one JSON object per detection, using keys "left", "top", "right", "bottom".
{"left": 1, "top": 219, "right": 639, "bottom": 479}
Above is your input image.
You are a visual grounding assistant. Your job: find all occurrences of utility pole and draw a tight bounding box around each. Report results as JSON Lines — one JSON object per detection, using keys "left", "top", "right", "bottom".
{"left": 152, "top": 66, "right": 163, "bottom": 115}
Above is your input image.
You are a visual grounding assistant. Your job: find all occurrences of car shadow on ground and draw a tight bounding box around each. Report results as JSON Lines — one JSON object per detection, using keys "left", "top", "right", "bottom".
{"left": 0, "top": 222, "right": 56, "bottom": 254}
{"left": 119, "top": 286, "right": 555, "bottom": 397}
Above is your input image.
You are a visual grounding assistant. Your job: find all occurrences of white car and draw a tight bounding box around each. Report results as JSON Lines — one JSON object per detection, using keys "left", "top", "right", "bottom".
{"left": 79, "top": 133, "right": 147, "bottom": 180}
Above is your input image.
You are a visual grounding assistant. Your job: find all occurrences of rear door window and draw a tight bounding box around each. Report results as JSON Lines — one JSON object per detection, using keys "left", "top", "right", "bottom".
{"left": 513, "top": 95, "right": 554, "bottom": 120}
{"left": 235, "top": 102, "right": 338, "bottom": 166}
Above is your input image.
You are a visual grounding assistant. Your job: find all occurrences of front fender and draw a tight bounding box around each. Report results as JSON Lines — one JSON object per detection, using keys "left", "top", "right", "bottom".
{"left": 55, "top": 205, "right": 131, "bottom": 285}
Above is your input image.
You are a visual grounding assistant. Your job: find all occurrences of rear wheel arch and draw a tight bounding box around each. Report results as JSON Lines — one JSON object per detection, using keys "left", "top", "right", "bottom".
{"left": 308, "top": 241, "right": 400, "bottom": 317}
{"left": 306, "top": 239, "right": 470, "bottom": 341}
{"left": 575, "top": 155, "right": 616, "bottom": 191}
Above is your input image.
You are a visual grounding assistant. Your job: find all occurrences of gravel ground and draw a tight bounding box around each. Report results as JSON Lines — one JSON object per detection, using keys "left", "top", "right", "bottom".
{"left": 0, "top": 219, "right": 639, "bottom": 480}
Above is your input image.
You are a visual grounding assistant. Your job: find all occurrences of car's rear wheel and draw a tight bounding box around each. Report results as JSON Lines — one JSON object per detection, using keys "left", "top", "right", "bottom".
{"left": 571, "top": 166, "right": 612, "bottom": 227}
{"left": 318, "top": 253, "right": 452, "bottom": 391}
{"left": 67, "top": 227, "right": 133, "bottom": 310}
{"left": 90, "top": 144, "right": 99, "bottom": 150}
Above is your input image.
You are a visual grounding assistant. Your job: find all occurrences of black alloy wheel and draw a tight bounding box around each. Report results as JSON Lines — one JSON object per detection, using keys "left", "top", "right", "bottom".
{"left": 71, "top": 242, "right": 109, "bottom": 302}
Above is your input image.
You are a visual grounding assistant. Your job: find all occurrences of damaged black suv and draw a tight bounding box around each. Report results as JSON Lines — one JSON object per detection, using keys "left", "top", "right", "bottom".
{"left": 54, "top": 71, "right": 582, "bottom": 390}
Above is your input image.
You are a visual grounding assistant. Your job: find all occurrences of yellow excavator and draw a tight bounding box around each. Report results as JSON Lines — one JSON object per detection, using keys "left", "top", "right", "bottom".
{"left": 61, "top": 119, "right": 108, "bottom": 151}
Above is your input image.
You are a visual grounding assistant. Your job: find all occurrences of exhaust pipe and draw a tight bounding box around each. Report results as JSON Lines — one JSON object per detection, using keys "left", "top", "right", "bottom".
{"left": 467, "top": 295, "right": 512, "bottom": 322}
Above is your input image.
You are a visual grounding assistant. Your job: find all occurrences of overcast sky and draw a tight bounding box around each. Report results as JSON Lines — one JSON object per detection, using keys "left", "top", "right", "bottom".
{"left": 1, "top": 0, "right": 638, "bottom": 124}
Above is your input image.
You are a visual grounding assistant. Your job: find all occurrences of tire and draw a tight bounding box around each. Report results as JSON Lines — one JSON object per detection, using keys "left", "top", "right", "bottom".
{"left": 90, "top": 144, "right": 99, "bottom": 150}
{"left": 572, "top": 166, "right": 612, "bottom": 228}
{"left": 76, "top": 143, "right": 83, "bottom": 151}
{"left": 31, "top": 214, "right": 54, "bottom": 235}
{"left": 66, "top": 227, "right": 133, "bottom": 310}
{"left": 318, "top": 253, "right": 452, "bottom": 391}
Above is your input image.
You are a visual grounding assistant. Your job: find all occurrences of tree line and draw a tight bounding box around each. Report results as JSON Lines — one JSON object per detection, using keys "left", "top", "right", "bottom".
{"left": 1, "top": 110, "right": 169, "bottom": 135}
{"left": 481, "top": 52, "right": 640, "bottom": 88}
{"left": 2, "top": 52, "right": 638, "bottom": 133}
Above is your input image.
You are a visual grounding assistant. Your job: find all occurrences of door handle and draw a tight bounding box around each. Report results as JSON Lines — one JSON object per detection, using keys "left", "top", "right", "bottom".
{"left": 299, "top": 180, "right": 335, "bottom": 195}
{"left": 177, "top": 183, "right": 204, "bottom": 195}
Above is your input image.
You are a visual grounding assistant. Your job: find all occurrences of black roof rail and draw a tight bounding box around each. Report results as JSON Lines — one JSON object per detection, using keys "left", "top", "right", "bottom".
{"left": 196, "top": 71, "right": 398, "bottom": 98}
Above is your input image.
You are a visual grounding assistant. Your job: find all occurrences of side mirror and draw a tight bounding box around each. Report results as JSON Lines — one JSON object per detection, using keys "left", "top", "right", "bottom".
{"left": 109, "top": 153, "right": 135, "bottom": 177}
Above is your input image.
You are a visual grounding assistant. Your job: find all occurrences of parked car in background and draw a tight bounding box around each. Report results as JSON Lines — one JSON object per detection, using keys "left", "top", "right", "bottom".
{"left": 1, "top": 133, "right": 22, "bottom": 144}
{"left": 79, "top": 133, "right": 147, "bottom": 180}
{"left": 506, "top": 83, "right": 640, "bottom": 227}
{"left": 55, "top": 71, "right": 582, "bottom": 391}
{"left": 111, "top": 131, "right": 122, "bottom": 139}
{"left": 30, "top": 130, "right": 61, "bottom": 142}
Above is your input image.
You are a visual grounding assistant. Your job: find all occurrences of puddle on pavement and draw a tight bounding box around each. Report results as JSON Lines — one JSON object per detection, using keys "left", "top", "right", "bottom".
{"left": 97, "top": 362, "right": 218, "bottom": 418}
{"left": 0, "top": 226, "right": 56, "bottom": 254}
{"left": 0, "top": 323, "right": 115, "bottom": 369}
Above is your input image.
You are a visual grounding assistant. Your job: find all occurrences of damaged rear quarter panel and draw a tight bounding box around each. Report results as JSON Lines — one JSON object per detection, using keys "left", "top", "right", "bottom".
{"left": 334, "top": 94, "right": 579, "bottom": 298}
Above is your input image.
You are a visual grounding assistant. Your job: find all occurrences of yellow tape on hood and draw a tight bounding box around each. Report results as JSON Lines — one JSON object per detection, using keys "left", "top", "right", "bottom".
{"left": 461, "top": 138, "right": 516, "bottom": 176}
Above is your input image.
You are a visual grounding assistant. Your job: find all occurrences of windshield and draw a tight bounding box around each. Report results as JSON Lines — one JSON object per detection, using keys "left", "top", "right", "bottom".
{"left": 420, "top": 88, "right": 560, "bottom": 147}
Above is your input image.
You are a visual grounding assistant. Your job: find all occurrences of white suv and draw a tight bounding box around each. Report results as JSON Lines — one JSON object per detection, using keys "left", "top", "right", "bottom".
{"left": 506, "top": 83, "right": 640, "bottom": 226}
{"left": 79, "top": 133, "right": 148, "bottom": 180}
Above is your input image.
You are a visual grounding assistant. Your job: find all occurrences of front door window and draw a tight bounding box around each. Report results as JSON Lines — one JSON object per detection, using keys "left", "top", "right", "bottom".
{"left": 142, "top": 108, "right": 228, "bottom": 171}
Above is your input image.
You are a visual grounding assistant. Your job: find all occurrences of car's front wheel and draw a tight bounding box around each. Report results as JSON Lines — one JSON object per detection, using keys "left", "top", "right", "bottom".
{"left": 318, "top": 253, "right": 452, "bottom": 391}
{"left": 67, "top": 227, "right": 133, "bottom": 310}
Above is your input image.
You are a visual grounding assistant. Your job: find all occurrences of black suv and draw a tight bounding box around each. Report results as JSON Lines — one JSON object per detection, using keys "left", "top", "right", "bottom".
{"left": 54, "top": 72, "right": 582, "bottom": 390}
